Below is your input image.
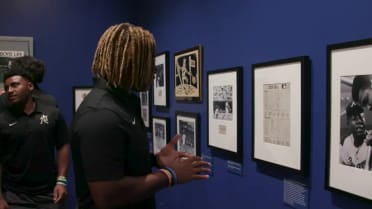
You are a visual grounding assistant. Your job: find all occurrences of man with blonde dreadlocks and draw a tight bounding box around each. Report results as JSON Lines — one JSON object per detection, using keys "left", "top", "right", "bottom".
{"left": 70, "top": 23, "right": 211, "bottom": 209}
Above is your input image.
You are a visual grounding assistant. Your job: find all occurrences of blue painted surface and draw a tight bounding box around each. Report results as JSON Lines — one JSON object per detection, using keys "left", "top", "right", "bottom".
{"left": 1, "top": 0, "right": 372, "bottom": 208}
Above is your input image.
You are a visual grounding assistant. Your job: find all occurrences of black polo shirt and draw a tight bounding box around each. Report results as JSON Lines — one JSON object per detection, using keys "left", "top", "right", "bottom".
{"left": 71, "top": 79, "right": 155, "bottom": 209}
{"left": 0, "top": 100, "right": 69, "bottom": 195}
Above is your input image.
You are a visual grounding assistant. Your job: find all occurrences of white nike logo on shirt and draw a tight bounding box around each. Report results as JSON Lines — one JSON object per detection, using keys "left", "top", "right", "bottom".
{"left": 8, "top": 122, "right": 17, "bottom": 126}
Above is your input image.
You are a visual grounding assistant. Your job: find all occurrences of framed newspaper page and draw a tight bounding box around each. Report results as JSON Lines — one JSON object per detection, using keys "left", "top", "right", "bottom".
{"left": 153, "top": 51, "right": 169, "bottom": 109}
{"left": 174, "top": 45, "right": 203, "bottom": 102}
{"left": 176, "top": 111, "right": 200, "bottom": 156}
{"left": 152, "top": 116, "right": 170, "bottom": 154}
{"left": 326, "top": 37, "right": 372, "bottom": 201}
{"left": 0, "top": 36, "right": 33, "bottom": 93}
{"left": 252, "top": 56, "right": 310, "bottom": 173}
{"left": 207, "top": 66, "right": 243, "bottom": 162}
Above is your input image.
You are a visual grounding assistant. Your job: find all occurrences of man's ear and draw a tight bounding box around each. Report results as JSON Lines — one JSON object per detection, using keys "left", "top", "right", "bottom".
{"left": 27, "top": 81, "right": 34, "bottom": 91}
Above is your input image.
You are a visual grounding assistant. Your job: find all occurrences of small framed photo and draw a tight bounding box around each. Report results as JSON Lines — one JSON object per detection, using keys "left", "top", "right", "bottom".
{"left": 73, "top": 86, "right": 92, "bottom": 113}
{"left": 175, "top": 111, "right": 200, "bottom": 155}
{"left": 207, "top": 66, "right": 243, "bottom": 162}
{"left": 326, "top": 38, "right": 372, "bottom": 200}
{"left": 153, "top": 51, "right": 169, "bottom": 109}
{"left": 152, "top": 116, "right": 170, "bottom": 154}
{"left": 252, "top": 56, "right": 310, "bottom": 172}
{"left": 174, "top": 45, "right": 203, "bottom": 102}
{"left": 139, "top": 91, "right": 151, "bottom": 130}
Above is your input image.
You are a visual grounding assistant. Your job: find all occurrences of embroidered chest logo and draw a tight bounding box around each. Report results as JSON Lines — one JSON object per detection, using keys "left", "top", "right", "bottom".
{"left": 40, "top": 114, "right": 49, "bottom": 125}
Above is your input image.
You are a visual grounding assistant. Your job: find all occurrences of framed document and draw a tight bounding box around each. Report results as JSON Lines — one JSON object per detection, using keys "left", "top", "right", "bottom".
{"left": 152, "top": 116, "right": 170, "bottom": 154}
{"left": 174, "top": 45, "right": 203, "bottom": 102}
{"left": 252, "top": 56, "right": 310, "bottom": 172}
{"left": 207, "top": 66, "right": 243, "bottom": 161}
{"left": 153, "top": 51, "right": 169, "bottom": 108}
{"left": 72, "top": 86, "right": 92, "bottom": 113}
{"left": 326, "top": 37, "right": 372, "bottom": 201}
{"left": 176, "top": 111, "right": 200, "bottom": 155}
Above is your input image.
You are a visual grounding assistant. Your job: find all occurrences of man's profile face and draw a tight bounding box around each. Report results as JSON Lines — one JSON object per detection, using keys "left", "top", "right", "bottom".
{"left": 4, "top": 75, "right": 33, "bottom": 104}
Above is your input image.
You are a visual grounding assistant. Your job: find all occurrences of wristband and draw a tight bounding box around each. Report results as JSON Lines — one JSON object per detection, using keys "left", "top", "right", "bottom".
{"left": 163, "top": 167, "right": 177, "bottom": 186}
{"left": 56, "top": 176, "right": 68, "bottom": 186}
{"left": 158, "top": 169, "right": 172, "bottom": 187}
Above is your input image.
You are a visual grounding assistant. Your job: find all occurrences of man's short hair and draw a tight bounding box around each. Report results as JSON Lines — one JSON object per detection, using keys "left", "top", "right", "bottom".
{"left": 3, "top": 68, "right": 35, "bottom": 84}
{"left": 352, "top": 75, "right": 372, "bottom": 102}
{"left": 346, "top": 102, "right": 364, "bottom": 118}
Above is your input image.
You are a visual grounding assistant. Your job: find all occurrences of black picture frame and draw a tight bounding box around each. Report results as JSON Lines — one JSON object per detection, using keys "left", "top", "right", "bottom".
{"left": 326, "top": 37, "right": 372, "bottom": 201}
{"left": 252, "top": 56, "right": 310, "bottom": 173}
{"left": 207, "top": 66, "right": 243, "bottom": 162}
{"left": 174, "top": 45, "right": 203, "bottom": 102}
{"left": 72, "top": 86, "right": 92, "bottom": 113}
{"left": 153, "top": 51, "right": 169, "bottom": 109}
{"left": 175, "top": 111, "right": 200, "bottom": 156}
{"left": 152, "top": 116, "right": 170, "bottom": 154}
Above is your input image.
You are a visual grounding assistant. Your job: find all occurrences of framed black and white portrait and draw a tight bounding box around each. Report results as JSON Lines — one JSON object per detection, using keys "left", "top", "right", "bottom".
{"left": 152, "top": 117, "right": 170, "bottom": 154}
{"left": 174, "top": 45, "right": 203, "bottom": 102}
{"left": 176, "top": 111, "right": 200, "bottom": 155}
{"left": 73, "top": 86, "right": 92, "bottom": 113}
{"left": 153, "top": 51, "right": 169, "bottom": 108}
{"left": 207, "top": 66, "right": 243, "bottom": 161}
{"left": 326, "top": 37, "right": 372, "bottom": 201}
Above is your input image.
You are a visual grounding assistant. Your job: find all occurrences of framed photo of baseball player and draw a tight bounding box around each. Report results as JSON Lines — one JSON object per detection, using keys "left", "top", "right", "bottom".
{"left": 175, "top": 111, "right": 200, "bottom": 156}
{"left": 73, "top": 86, "right": 92, "bottom": 113}
{"left": 326, "top": 37, "right": 372, "bottom": 201}
{"left": 153, "top": 51, "right": 169, "bottom": 108}
{"left": 139, "top": 90, "right": 151, "bottom": 130}
{"left": 152, "top": 116, "right": 170, "bottom": 154}
{"left": 174, "top": 45, "right": 203, "bottom": 102}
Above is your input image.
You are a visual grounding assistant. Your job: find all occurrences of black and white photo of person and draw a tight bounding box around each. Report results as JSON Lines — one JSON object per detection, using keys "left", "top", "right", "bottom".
{"left": 154, "top": 122, "right": 166, "bottom": 153}
{"left": 212, "top": 85, "right": 233, "bottom": 120}
{"left": 155, "top": 64, "right": 164, "bottom": 87}
{"left": 178, "top": 120, "right": 196, "bottom": 155}
{"left": 140, "top": 91, "right": 148, "bottom": 106}
{"left": 339, "top": 75, "right": 372, "bottom": 170}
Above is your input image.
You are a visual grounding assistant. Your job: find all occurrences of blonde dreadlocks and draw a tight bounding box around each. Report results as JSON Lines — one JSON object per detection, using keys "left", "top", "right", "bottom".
{"left": 91, "top": 23, "right": 156, "bottom": 91}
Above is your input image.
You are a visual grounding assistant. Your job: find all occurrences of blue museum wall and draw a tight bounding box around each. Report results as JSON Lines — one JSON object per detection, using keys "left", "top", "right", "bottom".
{"left": 1, "top": 0, "right": 372, "bottom": 209}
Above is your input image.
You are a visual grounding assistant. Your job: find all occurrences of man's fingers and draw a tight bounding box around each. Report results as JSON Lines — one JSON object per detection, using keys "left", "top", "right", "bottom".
{"left": 168, "top": 134, "right": 180, "bottom": 146}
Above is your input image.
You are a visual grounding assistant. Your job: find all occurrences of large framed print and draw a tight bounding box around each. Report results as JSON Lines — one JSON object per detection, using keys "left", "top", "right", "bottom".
{"left": 152, "top": 117, "right": 170, "bottom": 154}
{"left": 252, "top": 56, "right": 309, "bottom": 172}
{"left": 327, "top": 38, "right": 372, "bottom": 200}
{"left": 207, "top": 66, "right": 243, "bottom": 161}
{"left": 0, "top": 36, "right": 33, "bottom": 92}
{"left": 153, "top": 51, "right": 169, "bottom": 108}
{"left": 140, "top": 91, "right": 151, "bottom": 130}
{"left": 176, "top": 111, "right": 200, "bottom": 155}
{"left": 174, "top": 45, "right": 203, "bottom": 102}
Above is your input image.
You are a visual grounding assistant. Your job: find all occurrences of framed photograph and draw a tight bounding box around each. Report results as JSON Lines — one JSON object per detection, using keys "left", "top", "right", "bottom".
{"left": 175, "top": 111, "right": 200, "bottom": 155}
{"left": 326, "top": 38, "right": 372, "bottom": 200}
{"left": 73, "top": 86, "right": 92, "bottom": 112}
{"left": 152, "top": 117, "right": 170, "bottom": 154}
{"left": 174, "top": 45, "right": 203, "bottom": 102}
{"left": 153, "top": 51, "right": 169, "bottom": 108}
{"left": 252, "top": 56, "right": 310, "bottom": 172}
{"left": 139, "top": 91, "right": 151, "bottom": 130}
{"left": 0, "top": 36, "right": 33, "bottom": 92}
{"left": 207, "top": 66, "right": 243, "bottom": 161}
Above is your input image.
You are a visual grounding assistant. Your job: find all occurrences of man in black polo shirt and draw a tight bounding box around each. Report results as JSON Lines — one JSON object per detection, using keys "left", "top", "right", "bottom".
{"left": 0, "top": 69, "right": 69, "bottom": 209}
{"left": 71, "top": 22, "right": 211, "bottom": 209}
